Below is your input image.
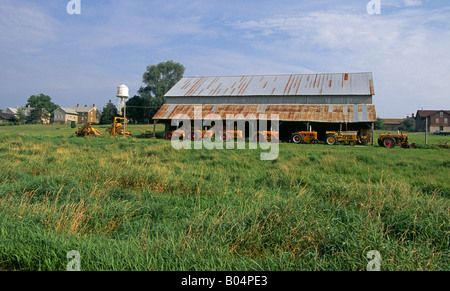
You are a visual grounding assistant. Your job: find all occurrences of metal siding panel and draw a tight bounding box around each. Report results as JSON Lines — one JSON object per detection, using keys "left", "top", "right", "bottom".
{"left": 153, "top": 104, "right": 377, "bottom": 123}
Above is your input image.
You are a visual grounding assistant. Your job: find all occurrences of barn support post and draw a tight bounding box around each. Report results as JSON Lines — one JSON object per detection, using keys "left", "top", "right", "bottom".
{"left": 371, "top": 122, "right": 374, "bottom": 146}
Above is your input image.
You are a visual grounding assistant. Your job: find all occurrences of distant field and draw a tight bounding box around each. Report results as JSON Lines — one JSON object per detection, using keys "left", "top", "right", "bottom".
{"left": 0, "top": 124, "right": 448, "bottom": 271}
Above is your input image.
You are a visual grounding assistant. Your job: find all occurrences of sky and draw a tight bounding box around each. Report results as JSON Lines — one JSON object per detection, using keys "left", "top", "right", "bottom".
{"left": 0, "top": 0, "right": 449, "bottom": 118}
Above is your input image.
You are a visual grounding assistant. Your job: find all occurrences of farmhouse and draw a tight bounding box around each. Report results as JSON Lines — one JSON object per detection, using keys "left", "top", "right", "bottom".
{"left": 4, "top": 105, "right": 33, "bottom": 118}
{"left": 382, "top": 119, "right": 405, "bottom": 131}
{"left": 415, "top": 110, "right": 450, "bottom": 133}
{"left": 153, "top": 72, "right": 377, "bottom": 143}
{"left": 53, "top": 104, "right": 100, "bottom": 124}
{"left": 0, "top": 112, "right": 19, "bottom": 124}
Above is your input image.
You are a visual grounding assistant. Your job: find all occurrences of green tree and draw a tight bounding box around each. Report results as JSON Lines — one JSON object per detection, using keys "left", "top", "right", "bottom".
{"left": 125, "top": 95, "right": 145, "bottom": 123}
{"left": 138, "top": 60, "right": 185, "bottom": 118}
{"left": 374, "top": 117, "right": 386, "bottom": 130}
{"left": 100, "top": 101, "right": 118, "bottom": 124}
{"left": 399, "top": 118, "right": 415, "bottom": 132}
{"left": 26, "top": 94, "right": 58, "bottom": 116}
{"left": 28, "top": 105, "right": 50, "bottom": 124}
{"left": 16, "top": 107, "right": 27, "bottom": 124}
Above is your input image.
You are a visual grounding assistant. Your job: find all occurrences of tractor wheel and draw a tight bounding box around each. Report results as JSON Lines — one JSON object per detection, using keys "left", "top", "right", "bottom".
{"left": 349, "top": 141, "right": 356, "bottom": 146}
{"left": 292, "top": 133, "right": 303, "bottom": 144}
{"left": 191, "top": 132, "right": 200, "bottom": 141}
{"left": 165, "top": 132, "right": 173, "bottom": 140}
{"left": 382, "top": 136, "right": 396, "bottom": 148}
{"left": 311, "top": 139, "right": 319, "bottom": 144}
{"left": 326, "top": 134, "right": 337, "bottom": 145}
{"left": 377, "top": 139, "right": 384, "bottom": 147}
{"left": 254, "top": 133, "right": 266, "bottom": 142}
{"left": 221, "top": 132, "right": 230, "bottom": 142}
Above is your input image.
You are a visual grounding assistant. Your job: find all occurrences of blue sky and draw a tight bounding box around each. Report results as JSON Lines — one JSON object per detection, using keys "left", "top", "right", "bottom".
{"left": 0, "top": 0, "right": 449, "bottom": 118}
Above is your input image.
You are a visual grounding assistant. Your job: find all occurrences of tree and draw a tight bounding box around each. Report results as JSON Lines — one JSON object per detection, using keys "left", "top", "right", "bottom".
{"left": 374, "top": 117, "right": 386, "bottom": 130}
{"left": 100, "top": 100, "right": 118, "bottom": 124}
{"left": 16, "top": 107, "right": 27, "bottom": 124}
{"left": 399, "top": 118, "right": 415, "bottom": 132}
{"left": 138, "top": 60, "right": 185, "bottom": 118}
{"left": 28, "top": 105, "right": 50, "bottom": 124}
{"left": 26, "top": 94, "right": 58, "bottom": 116}
{"left": 125, "top": 95, "right": 145, "bottom": 123}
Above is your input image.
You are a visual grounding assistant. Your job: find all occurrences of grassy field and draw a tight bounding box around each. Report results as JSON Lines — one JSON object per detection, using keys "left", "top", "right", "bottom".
{"left": 0, "top": 124, "right": 449, "bottom": 271}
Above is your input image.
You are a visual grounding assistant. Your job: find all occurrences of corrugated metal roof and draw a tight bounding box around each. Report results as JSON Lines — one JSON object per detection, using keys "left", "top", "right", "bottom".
{"left": 153, "top": 104, "right": 377, "bottom": 123}
{"left": 165, "top": 72, "right": 374, "bottom": 97}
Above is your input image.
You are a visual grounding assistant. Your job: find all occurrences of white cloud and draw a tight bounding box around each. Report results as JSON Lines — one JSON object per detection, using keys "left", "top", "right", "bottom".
{"left": 230, "top": 7, "right": 450, "bottom": 117}
{"left": 403, "top": 0, "right": 423, "bottom": 7}
{"left": 0, "top": 1, "right": 57, "bottom": 54}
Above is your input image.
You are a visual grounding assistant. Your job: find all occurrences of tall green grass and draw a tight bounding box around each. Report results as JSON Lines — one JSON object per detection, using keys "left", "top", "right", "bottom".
{"left": 0, "top": 126, "right": 449, "bottom": 270}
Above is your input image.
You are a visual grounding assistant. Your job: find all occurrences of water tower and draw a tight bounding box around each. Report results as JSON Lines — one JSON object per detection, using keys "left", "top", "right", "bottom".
{"left": 116, "top": 84, "right": 129, "bottom": 135}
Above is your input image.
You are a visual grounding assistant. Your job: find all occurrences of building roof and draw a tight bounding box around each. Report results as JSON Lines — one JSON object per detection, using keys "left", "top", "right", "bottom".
{"left": 165, "top": 72, "right": 375, "bottom": 98}
{"left": 56, "top": 106, "right": 97, "bottom": 115}
{"left": 6, "top": 107, "right": 17, "bottom": 114}
{"left": 0, "top": 112, "right": 19, "bottom": 121}
{"left": 57, "top": 107, "right": 79, "bottom": 115}
{"left": 382, "top": 118, "right": 405, "bottom": 125}
{"left": 416, "top": 110, "right": 450, "bottom": 118}
{"left": 66, "top": 106, "right": 96, "bottom": 113}
{"left": 153, "top": 104, "right": 377, "bottom": 123}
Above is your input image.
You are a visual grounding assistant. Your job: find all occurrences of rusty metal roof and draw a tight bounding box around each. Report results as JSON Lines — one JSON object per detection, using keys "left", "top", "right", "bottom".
{"left": 153, "top": 104, "right": 377, "bottom": 123}
{"left": 165, "top": 73, "right": 374, "bottom": 97}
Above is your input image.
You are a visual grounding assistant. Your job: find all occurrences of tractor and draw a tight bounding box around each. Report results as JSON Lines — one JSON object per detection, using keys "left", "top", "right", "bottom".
{"left": 291, "top": 131, "right": 319, "bottom": 144}
{"left": 165, "top": 127, "right": 244, "bottom": 142}
{"left": 325, "top": 131, "right": 360, "bottom": 146}
{"left": 252, "top": 130, "right": 279, "bottom": 142}
{"left": 107, "top": 117, "right": 131, "bottom": 136}
{"left": 378, "top": 133, "right": 411, "bottom": 148}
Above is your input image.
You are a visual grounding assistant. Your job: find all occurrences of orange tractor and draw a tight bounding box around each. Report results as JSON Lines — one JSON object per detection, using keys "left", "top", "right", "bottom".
{"left": 165, "top": 127, "right": 244, "bottom": 142}
{"left": 291, "top": 131, "right": 319, "bottom": 144}
{"left": 378, "top": 133, "right": 412, "bottom": 148}
{"left": 252, "top": 130, "right": 279, "bottom": 142}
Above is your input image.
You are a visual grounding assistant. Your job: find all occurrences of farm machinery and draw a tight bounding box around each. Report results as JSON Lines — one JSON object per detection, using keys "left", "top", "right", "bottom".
{"left": 107, "top": 117, "right": 131, "bottom": 136}
{"left": 325, "top": 131, "right": 364, "bottom": 146}
{"left": 165, "top": 127, "right": 282, "bottom": 143}
{"left": 75, "top": 123, "right": 103, "bottom": 137}
{"left": 165, "top": 127, "right": 244, "bottom": 142}
{"left": 290, "top": 131, "right": 319, "bottom": 144}
{"left": 253, "top": 130, "right": 279, "bottom": 142}
{"left": 377, "top": 133, "right": 412, "bottom": 148}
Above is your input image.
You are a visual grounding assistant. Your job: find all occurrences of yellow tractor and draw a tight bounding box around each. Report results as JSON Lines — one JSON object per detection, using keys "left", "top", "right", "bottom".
{"left": 75, "top": 123, "right": 103, "bottom": 137}
{"left": 107, "top": 117, "right": 131, "bottom": 136}
{"left": 325, "top": 131, "right": 359, "bottom": 146}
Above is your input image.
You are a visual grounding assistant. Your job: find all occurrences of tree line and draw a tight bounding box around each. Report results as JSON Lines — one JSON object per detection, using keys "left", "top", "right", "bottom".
{"left": 8, "top": 60, "right": 185, "bottom": 125}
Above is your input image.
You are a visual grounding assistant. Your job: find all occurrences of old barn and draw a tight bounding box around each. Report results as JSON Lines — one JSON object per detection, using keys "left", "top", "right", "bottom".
{"left": 153, "top": 72, "right": 377, "bottom": 143}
